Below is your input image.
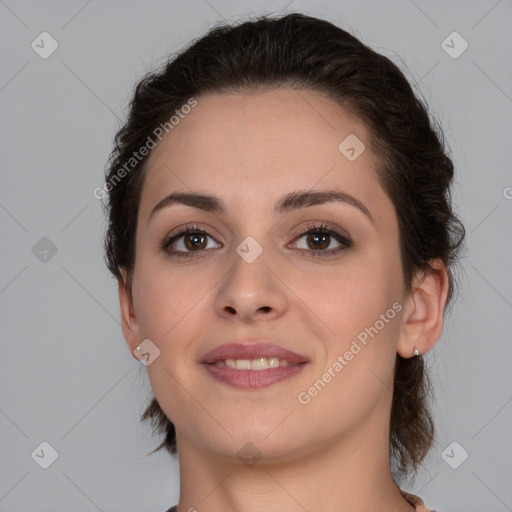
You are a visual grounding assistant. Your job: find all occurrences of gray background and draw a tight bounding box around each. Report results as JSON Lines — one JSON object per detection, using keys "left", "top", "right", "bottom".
{"left": 1, "top": 0, "right": 511, "bottom": 511}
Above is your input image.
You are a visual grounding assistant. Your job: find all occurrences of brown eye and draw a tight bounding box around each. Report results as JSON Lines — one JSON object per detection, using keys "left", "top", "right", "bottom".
{"left": 182, "top": 232, "right": 208, "bottom": 251}
{"left": 161, "top": 226, "right": 221, "bottom": 258}
{"left": 291, "top": 223, "right": 353, "bottom": 257}
{"left": 305, "top": 232, "right": 330, "bottom": 251}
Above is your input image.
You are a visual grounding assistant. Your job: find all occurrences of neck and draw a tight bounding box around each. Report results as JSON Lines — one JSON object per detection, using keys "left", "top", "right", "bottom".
{"left": 174, "top": 410, "right": 415, "bottom": 512}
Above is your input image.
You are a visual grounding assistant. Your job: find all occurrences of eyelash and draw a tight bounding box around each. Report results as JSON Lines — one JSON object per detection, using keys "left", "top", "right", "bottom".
{"left": 160, "top": 223, "right": 353, "bottom": 259}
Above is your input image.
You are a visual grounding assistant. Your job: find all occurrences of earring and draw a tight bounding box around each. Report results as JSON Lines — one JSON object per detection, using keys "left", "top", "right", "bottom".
{"left": 413, "top": 346, "right": 420, "bottom": 357}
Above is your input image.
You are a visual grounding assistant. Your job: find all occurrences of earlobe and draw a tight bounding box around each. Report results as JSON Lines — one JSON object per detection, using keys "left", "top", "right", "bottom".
{"left": 118, "top": 268, "right": 141, "bottom": 355}
{"left": 397, "top": 260, "right": 449, "bottom": 358}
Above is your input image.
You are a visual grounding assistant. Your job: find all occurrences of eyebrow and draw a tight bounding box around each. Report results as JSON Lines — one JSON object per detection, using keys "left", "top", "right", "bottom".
{"left": 148, "top": 189, "right": 374, "bottom": 224}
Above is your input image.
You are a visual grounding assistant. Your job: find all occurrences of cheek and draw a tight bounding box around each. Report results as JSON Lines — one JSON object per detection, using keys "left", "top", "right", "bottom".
{"left": 303, "top": 262, "right": 393, "bottom": 332}
{"left": 298, "top": 269, "right": 401, "bottom": 429}
{"left": 131, "top": 256, "right": 211, "bottom": 343}
{"left": 310, "top": 248, "right": 403, "bottom": 374}
{"left": 132, "top": 264, "right": 214, "bottom": 425}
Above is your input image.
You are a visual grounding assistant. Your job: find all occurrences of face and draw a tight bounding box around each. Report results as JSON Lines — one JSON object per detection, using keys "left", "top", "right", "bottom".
{"left": 123, "top": 87, "right": 407, "bottom": 463}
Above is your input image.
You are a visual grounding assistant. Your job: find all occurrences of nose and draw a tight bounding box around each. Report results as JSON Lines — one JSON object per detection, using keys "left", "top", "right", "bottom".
{"left": 214, "top": 243, "right": 288, "bottom": 323}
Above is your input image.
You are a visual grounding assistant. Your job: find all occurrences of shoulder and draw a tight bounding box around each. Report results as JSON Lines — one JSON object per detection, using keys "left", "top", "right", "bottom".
{"left": 400, "top": 488, "right": 438, "bottom": 512}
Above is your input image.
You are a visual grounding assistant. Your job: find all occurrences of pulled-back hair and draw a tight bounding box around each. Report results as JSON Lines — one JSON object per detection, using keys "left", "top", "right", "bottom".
{"left": 103, "top": 12, "right": 465, "bottom": 483}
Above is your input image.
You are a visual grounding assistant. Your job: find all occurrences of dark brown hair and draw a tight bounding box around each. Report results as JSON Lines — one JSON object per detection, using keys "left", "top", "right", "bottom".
{"left": 103, "top": 12, "right": 465, "bottom": 483}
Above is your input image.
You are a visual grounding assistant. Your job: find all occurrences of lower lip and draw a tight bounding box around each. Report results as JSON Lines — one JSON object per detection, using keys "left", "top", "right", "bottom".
{"left": 202, "top": 363, "right": 307, "bottom": 389}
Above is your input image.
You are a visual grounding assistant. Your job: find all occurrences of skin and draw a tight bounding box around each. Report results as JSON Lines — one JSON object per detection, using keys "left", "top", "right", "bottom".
{"left": 119, "top": 87, "right": 449, "bottom": 512}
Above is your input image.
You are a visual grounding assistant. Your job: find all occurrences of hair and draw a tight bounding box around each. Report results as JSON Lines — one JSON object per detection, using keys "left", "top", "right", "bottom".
{"left": 103, "top": 12, "right": 465, "bottom": 483}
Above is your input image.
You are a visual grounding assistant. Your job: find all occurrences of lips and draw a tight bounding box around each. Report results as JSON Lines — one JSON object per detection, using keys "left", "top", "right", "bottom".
{"left": 200, "top": 342, "right": 309, "bottom": 390}
{"left": 200, "top": 342, "right": 308, "bottom": 365}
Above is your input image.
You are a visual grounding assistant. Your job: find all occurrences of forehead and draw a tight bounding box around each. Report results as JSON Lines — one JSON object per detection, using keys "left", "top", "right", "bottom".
{"left": 139, "top": 87, "right": 394, "bottom": 226}
{"left": 149, "top": 87, "right": 372, "bottom": 163}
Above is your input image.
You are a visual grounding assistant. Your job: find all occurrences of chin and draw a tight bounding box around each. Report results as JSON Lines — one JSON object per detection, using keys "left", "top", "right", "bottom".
{"left": 191, "top": 421, "right": 311, "bottom": 465}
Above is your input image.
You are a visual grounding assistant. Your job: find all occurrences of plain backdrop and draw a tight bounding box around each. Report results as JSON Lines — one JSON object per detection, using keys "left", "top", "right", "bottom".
{"left": 1, "top": 1, "right": 511, "bottom": 511}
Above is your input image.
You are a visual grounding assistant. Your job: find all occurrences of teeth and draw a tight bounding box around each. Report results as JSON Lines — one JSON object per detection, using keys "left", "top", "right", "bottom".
{"left": 236, "top": 359, "right": 251, "bottom": 370}
{"left": 268, "top": 357, "right": 280, "bottom": 368}
{"left": 250, "top": 357, "right": 267, "bottom": 370}
{"left": 218, "top": 358, "right": 295, "bottom": 370}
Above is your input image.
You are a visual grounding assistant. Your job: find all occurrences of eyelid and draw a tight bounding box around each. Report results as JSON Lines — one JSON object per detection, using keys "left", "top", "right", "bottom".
{"left": 288, "top": 222, "right": 353, "bottom": 253}
{"left": 164, "top": 223, "right": 218, "bottom": 242}
{"left": 293, "top": 221, "right": 352, "bottom": 243}
{"left": 160, "top": 223, "right": 221, "bottom": 254}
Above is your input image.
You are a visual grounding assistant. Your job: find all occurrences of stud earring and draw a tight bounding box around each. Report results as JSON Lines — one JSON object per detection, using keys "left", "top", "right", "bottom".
{"left": 413, "top": 346, "right": 420, "bottom": 357}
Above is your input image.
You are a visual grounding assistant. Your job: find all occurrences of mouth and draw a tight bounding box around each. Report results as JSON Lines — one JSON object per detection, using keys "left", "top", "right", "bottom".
{"left": 210, "top": 357, "right": 298, "bottom": 370}
{"left": 200, "top": 342, "right": 309, "bottom": 389}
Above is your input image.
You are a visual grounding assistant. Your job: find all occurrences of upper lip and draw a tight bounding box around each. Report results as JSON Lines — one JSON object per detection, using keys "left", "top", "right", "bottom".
{"left": 200, "top": 342, "right": 309, "bottom": 365}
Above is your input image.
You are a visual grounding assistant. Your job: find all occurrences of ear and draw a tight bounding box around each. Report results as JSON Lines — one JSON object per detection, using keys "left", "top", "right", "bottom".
{"left": 397, "top": 259, "right": 449, "bottom": 358}
{"left": 118, "top": 268, "right": 142, "bottom": 356}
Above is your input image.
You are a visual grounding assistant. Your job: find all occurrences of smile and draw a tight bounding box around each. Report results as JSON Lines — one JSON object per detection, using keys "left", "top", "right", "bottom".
{"left": 200, "top": 342, "right": 309, "bottom": 389}
{"left": 212, "top": 357, "right": 298, "bottom": 370}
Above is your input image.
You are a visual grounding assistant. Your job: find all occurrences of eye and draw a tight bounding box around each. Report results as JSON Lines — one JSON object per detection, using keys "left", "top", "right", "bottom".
{"left": 290, "top": 223, "right": 352, "bottom": 257}
{"left": 161, "top": 224, "right": 221, "bottom": 259}
{"left": 161, "top": 222, "right": 352, "bottom": 259}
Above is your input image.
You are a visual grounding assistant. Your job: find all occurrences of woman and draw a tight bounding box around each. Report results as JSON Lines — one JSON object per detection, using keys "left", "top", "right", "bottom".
{"left": 103, "top": 13, "right": 465, "bottom": 512}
